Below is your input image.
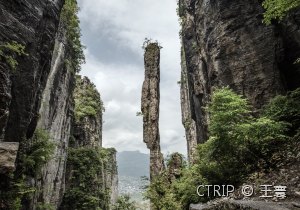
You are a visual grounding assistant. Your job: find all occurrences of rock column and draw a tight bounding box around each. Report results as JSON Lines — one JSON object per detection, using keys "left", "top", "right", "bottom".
{"left": 141, "top": 42, "right": 165, "bottom": 180}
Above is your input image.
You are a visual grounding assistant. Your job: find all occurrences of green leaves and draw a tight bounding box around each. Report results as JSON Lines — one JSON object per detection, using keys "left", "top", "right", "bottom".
{"left": 61, "top": 0, "right": 85, "bottom": 73}
{"left": 20, "top": 129, "right": 55, "bottom": 177}
{"left": 61, "top": 147, "right": 114, "bottom": 210}
{"left": 262, "top": 0, "right": 300, "bottom": 24}
{"left": 0, "top": 41, "right": 28, "bottom": 71}
{"left": 111, "top": 195, "right": 136, "bottom": 210}
{"left": 142, "top": 88, "right": 299, "bottom": 208}
{"left": 74, "top": 77, "right": 104, "bottom": 121}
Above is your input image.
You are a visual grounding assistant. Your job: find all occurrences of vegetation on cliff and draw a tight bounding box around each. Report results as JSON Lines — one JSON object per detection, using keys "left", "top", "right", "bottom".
{"left": 0, "top": 41, "right": 28, "bottom": 71}
{"left": 61, "top": 0, "right": 85, "bottom": 73}
{"left": 61, "top": 147, "right": 116, "bottom": 210}
{"left": 145, "top": 87, "right": 300, "bottom": 209}
{"left": 0, "top": 129, "right": 55, "bottom": 210}
{"left": 74, "top": 76, "right": 105, "bottom": 121}
{"left": 111, "top": 195, "right": 136, "bottom": 210}
{"left": 263, "top": 0, "right": 300, "bottom": 24}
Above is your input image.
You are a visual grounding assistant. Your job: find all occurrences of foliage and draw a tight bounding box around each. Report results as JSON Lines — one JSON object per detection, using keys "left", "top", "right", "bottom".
{"left": 74, "top": 76, "right": 104, "bottom": 121}
{"left": 20, "top": 129, "right": 55, "bottom": 176}
{"left": 196, "top": 87, "right": 287, "bottom": 185}
{"left": 0, "top": 129, "right": 54, "bottom": 210}
{"left": 61, "top": 0, "right": 85, "bottom": 73}
{"left": 0, "top": 41, "right": 28, "bottom": 71}
{"left": 61, "top": 147, "right": 114, "bottom": 210}
{"left": 36, "top": 203, "right": 55, "bottom": 210}
{"left": 111, "top": 195, "right": 136, "bottom": 210}
{"left": 262, "top": 0, "right": 300, "bottom": 24}
{"left": 144, "top": 172, "right": 181, "bottom": 210}
{"left": 136, "top": 111, "right": 143, "bottom": 117}
{"left": 142, "top": 38, "right": 162, "bottom": 51}
{"left": 263, "top": 88, "right": 300, "bottom": 130}
{"left": 145, "top": 87, "right": 298, "bottom": 209}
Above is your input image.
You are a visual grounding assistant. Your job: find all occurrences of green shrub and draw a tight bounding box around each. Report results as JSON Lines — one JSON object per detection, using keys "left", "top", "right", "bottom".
{"left": 61, "top": 147, "right": 114, "bottom": 210}
{"left": 36, "top": 203, "right": 55, "bottom": 210}
{"left": 146, "top": 87, "right": 296, "bottom": 209}
{"left": 144, "top": 172, "right": 181, "bottom": 210}
{"left": 111, "top": 195, "right": 136, "bottom": 210}
{"left": 0, "top": 41, "right": 28, "bottom": 71}
{"left": 74, "top": 76, "right": 104, "bottom": 121}
{"left": 20, "top": 129, "right": 55, "bottom": 176}
{"left": 61, "top": 0, "right": 85, "bottom": 73}
{"left": 0, "top": 129, "right": 54, "bottom": 210}
{"left": 196, "top": 88, "right": 287, "bottom": 185}
{"left": 262, "top": 0, "right": 300, "bottom": 24}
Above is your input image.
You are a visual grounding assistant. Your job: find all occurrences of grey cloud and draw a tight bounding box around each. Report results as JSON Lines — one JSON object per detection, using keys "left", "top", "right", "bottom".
{"left": 78, "top": 0, "right": 187, "bottom": 156}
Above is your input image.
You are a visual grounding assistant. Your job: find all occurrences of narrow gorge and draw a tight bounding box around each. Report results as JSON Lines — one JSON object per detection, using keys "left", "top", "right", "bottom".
{"left": 0, "top": 0, "right": 299, "bottom": 210}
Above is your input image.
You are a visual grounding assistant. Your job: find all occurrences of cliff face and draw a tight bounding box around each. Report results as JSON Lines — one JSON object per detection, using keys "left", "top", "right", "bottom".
{"left": 0, "top": 1, "right": 118, "bottom": 209}
{"left": 0, "top": 0, "right": 66, "bottom": 208}
{"left": 30, "top": 19, "right": 75, "bottom": 209}
{"left": 141, "top": 42, "right": 165, "bottom": 180}
{"left": 0, "top": 0, "right": 64, "bottom": 142}
{"left": 179, "top": 0, "right": 300, "bottom": 160}
{"left": 61, "top": 76, "right": 118, "bottom": 210}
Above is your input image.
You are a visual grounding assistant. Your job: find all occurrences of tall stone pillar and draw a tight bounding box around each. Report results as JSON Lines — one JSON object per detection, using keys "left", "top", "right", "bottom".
{"left": 141, "top": 41, "right": 165, "bottom": 180}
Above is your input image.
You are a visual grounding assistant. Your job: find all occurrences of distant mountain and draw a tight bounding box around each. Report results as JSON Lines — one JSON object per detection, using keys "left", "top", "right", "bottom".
{"left": 117, "top": 150, "right": 149, "bottom": 177}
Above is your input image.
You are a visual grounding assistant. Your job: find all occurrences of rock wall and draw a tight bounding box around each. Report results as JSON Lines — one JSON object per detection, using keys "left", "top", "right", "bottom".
{"left": 0, "top": 0, "right": 118, "bottom": 209}
{"left": 61, "top": 76, "right": 118, "bottom": 209}
{"left": 141, "top": 42, "right": 165, "bottom": 180}
{"left": 30, "top": 19, "right": 75, "bottom": 209}
{"left": 0, "top": 0, "right": 65, "bottom": 209}
{"left": 73, "top": 76, "right": 103, "bottom": 148}
{"left": 0, "top": 0, "right": 64, "bottom": 142}
{"left": 179, "top": 0, "right": 300, "bottom": 161}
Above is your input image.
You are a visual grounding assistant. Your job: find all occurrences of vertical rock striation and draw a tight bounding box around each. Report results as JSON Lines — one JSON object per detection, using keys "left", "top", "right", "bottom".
{"left": 0, "top": 0, "right": 119, "bottom": 209}
{"left": 31, "top": 19, "right": 75, "bottom": 209}
{"left": 0, "top": 0, "right": 65, "bottom": 143}
{"left": 60, "top": 76, "right": 118, "bottom": 209}
{"left": 180, "top": 47, "right": 198, "bottom": 163}
{"left": 178, "top": 0, "right": 300, "bottom": 161}
{"left": 141, "top": 42, "right": 165, "bottom": 180}
{"left": 0, "top": 0, "right": 65, "bottom": 208}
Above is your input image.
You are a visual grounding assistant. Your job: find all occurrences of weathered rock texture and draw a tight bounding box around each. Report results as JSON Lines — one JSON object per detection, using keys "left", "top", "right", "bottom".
{"left": 179, "top": 0, "right": 300, "bottom": 162}
{"left": 190, "top": 199, "right": 299, "bottom": 210}
{"left": 0, "top": 0, "right": 65, "bottom": 209}
{"left": 141, "top": 42, "right": 165, "bottom": 180}
{"left": 180, "top": 47, "right": 198, "bottom": 163}
{"left": 0, "top": 142, "right": 19, "bottom": 174}
{"left": 30, "top": 19, "right": 75, "bottom": 209}
{"left": 0, "top": 0, "right": 64, "bottom": 142}
{"left": 61, "top": 76, "right": 118, "bottom": 209}
{"left": 0, "top": 1, "right": 118, "bottom": 209}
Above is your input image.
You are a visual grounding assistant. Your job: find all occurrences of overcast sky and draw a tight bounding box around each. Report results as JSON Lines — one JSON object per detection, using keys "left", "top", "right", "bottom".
{"left": 77, "top": 0, "right": 186, "bottom": 155}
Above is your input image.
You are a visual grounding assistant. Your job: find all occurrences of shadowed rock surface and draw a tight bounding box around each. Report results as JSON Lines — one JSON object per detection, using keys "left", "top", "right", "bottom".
{"left": 29, "top": 17, "right": 76, "bottom": 209}
{"left": 0, "top": 0, "right": 64, "bottom": 143}
{"left": 179, "top": 0, "right": 300, "bottom": 163}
